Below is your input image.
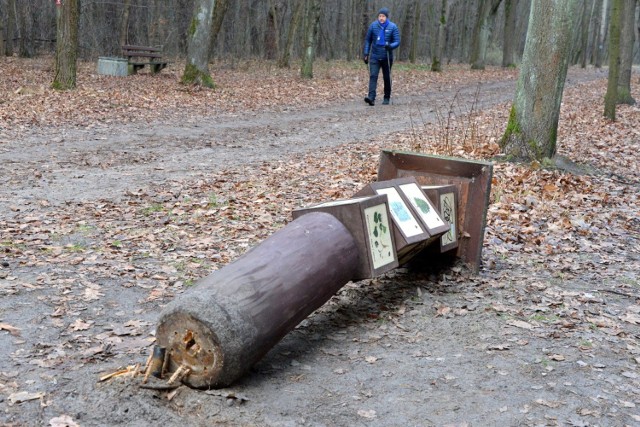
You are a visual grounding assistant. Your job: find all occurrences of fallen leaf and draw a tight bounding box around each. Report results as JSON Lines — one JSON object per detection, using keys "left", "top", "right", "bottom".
{"left": 0, "top": 322, "right": 21, "bottom": 336}
{"left": 357, "top": 409, "right": 377, "bottom": 419}
{"left": 8, "top": 391, "right": 45, "bottom": 405}
{"left": 549, "top": 354, "right": 565, "bottom": 361}
{"left": 49, "top": 415, "right": 80, "bottom": 427}
{"left": 507, "top": 319, "right": 535, "bottom": 330}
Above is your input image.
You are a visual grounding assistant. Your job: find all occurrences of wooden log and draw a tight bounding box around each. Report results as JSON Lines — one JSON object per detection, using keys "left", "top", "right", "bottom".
{"left": 155, "top": 212, "right": 359, "bottom": 389}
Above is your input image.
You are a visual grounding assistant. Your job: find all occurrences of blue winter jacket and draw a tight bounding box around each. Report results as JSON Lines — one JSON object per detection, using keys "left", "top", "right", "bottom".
{"left": 363, "top": 20, "right": 400, "bottom": 60}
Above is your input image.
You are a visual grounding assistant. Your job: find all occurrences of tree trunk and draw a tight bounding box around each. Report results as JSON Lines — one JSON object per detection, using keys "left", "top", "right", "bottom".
{"left": 409, "top": 0, "right": 421, "bottom": 63}
{"left": 119, "top": 0, "right": 132, "bottom": 47}
{"left": 210, "top": 0, "right": 229, "bottom": 56}
{"left": 265, "top": 0, "right": 281, "bottom": 60}
{"left": 53, "top": 0, "right": 79, "bottom": 91}
{"left": 499, "top": 0, "right": 579, "bottom": 160}
{"left": 6, "top": 0, "right": 16, "bottom": 56}
{"left": 470, "top": 0, "right": 503, "bottom": 70}
{"left": 182, "top": 0, "right": 216, "bottom": 88}
{"left": 300, "top": 0, "right": 321, "bottom": 79}
{"left": 278, "top": 0, "right": 303, "bottom": 68}
{"left": 617, "top": 0, "right": 636, "bottom": 104}
{"left": 502, "top": 0, "right": 518, "bottom": 67}
{"left": 580, "top": 0, "right": 593, "bottom": 67}
{"left": 604, "top": 0, "right": 623, "bottom": 118}
{"left": 595, "top": 0, "right": 610, "bottom": 67}
{"left": 0, "top": 9, "right": 4, "bottom": 56}
{"left": 432, "top": 0, "right": 448, "bottom": 71}
{"left": 17, "top": 0, "right": 33, "bottom": 57}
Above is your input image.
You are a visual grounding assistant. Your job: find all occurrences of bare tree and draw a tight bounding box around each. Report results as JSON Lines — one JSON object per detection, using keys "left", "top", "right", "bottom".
{"left": 0, "top": 4, "right": 4, "bottom": 56}
{"left": 210, "top": 0, "right": 229, "bottom": 56}
{"left": 604, "top": 0, "right": 623, "bottom": 119}
{"left": 595, "top": 0, "right": 610, "bottom": 67}
{"left": 53, "top": 0, "right": 80, "bottom": 91}
{"left": 118, "top": 0, "right": 132, "bottom": 48}
{"left": 500, "top": 0, "right": 580, "bottom": 160}
{"left": 470, "top": 0, "right": 503, "bottom": 69}
{"left": 432, "top": 0, "right": 449, "bottom": 71}
{"left": 278, "top": 0, "right": 303, "bottom": 68}
{"left": 617, "top": 0, "right": 636, "bottom": 104}
{"left": 502, "top": 0, "right": 519, "bottom": 67}
{"left": 408, "top": 0, "right": 421, "bottom": 63}
{"left": 182, "top": 0, "right": 216, "bottom": 87}
{"left": 300, "top": 0, "right": 321, "bottom": 79}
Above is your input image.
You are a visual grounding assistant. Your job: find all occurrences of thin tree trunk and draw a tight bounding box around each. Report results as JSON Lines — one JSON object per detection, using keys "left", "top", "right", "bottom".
{"left": 502, "top": 0, "right": 518, "bottom": 67}
{"left": 265, "top": 0, "right": 281, "bottom": 60}
{"left": 409, "top": 0, "right": 421, "bottom": 63}
{"left": 6, "top": 0, "right": 15, "bottom": 56}
{"left": 432, "top": 0, "right": 448, "bottom": 71}
{"left": 617, "top": 0, "right": 636, "bottom": 104}
{"left": 580, "top": 0, "right": 592, "bottom": 67}
{"left": 182, "top": 0, "right": 216, "bottom": 87}
{"left": 300, "top": 0, "right": 321, "bottom": 79}
{"left": 210, "top": 0, "right": 229, "bottom": 55}
{"left": 470, "top": 0, "right": 503, "bottom": 70}
{"left": 17, "top": 0, "right": 33, "bottom": 57}
{"left": 604, "top": 0, "right": 623, "bottom": 119}
{"left": 53, "top": 0, "right": 79, "bottom": 91}
{"left": 119, "top": 0, "right": 132, "bottom": 47}
{"left": 595, "top": 0, "right": 610, "bottom": 67}
{"left": 0, "top": 9, "right": 4, "bottom": 56}
{"left": 278, "top": 0, "right": 303, "bottom": 68}
{"left": 500, "top": 0, "right": 580, "bottom": 160}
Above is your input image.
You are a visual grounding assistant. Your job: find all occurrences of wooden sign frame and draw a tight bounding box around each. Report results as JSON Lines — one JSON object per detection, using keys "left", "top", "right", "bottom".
{"left": 292, "top": 195, "right": 399, "bottom": 279}
{"left": 377, "top": 150, "right": 492, "bottom": 272}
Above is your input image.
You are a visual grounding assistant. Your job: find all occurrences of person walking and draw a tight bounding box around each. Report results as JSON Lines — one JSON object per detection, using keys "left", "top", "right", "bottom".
{"left": 363, "top": 7, "right": 400, "bottom": 106}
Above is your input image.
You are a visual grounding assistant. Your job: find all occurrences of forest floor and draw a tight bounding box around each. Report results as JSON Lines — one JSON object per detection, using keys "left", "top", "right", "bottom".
{"left": 0, "top": 57, "right": 639, "bottom": 427}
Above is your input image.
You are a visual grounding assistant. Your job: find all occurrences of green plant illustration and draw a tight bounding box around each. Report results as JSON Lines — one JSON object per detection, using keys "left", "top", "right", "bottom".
{"left": 414, "top": 197, "right": 431, "bottom": 214}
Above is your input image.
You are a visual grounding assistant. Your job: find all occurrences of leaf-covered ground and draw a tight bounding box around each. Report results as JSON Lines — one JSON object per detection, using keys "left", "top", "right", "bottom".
{"left": 0, "top": 58, "right": 638, "bottom": 426}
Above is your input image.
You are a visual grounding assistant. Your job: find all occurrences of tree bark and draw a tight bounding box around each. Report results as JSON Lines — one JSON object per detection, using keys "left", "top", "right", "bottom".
{"left": 53, "top": 0, "right": 79, "bottom": 91}
{"left": 300, "top": 0, "right": 321, "bottom": 79}
{"left": 617, "top": 0, "right": 636, "bottom": 104}
{"left": 432, "top": 0, "right": 448, "bottom": 71}
{"left": 502, "top": 0, "right": 519, "bottom": 67}
{"left": 499, "top": 0, "right": 579, "bottom": 160}
{"left": 409, "top": 0, "right": 421, "bottom": 63}
{"left": 470, "top": 0, "right": 503, "bottom": 70}
{"left": 182, "top": 0, "right": 216, "bottom": 88}
{"left": 595, "top": 0, "right": 610, "bottom": 67}
{"left": 580, "top": 0, "right": 593, "bottom": 68}
{"left": 6, "top": 0, "right": 16, "bottom": 56}
{"left": 210, "top": 0, "right": 229, "bottom": 56}
{"left": 119, "top": 0, "right": 132, "bottom": 47}
{"left": 17, "top": 0, "right": 33, "bottom": 57}
{"left": 604, "top": 0, "right": 623, "bottom": 119}
{"left": 278, "top": 0, "right": 303, "bottom": 68}
{"left": 0, "top": 8, "right": 4, "bottom": 56}
{"left": 265, "top": 0, "right": 281, "bottom": 60}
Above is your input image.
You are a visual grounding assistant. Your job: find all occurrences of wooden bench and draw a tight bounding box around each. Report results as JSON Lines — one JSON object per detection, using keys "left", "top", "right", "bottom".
{"left": 121, "top": 45, "right": 169, "bottom": 75}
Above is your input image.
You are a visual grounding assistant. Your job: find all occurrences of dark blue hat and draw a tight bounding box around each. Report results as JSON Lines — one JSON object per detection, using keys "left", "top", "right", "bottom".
{"left": 378, "top": 7, "right": 389, "bottom": 18}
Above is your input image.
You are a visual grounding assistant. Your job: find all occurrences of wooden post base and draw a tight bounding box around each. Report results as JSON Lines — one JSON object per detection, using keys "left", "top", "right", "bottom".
{"left": 155, "top": 212, "right": 359, "bottom": 388}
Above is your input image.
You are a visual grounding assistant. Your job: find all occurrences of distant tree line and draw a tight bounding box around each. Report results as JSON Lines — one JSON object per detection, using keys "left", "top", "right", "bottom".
{"left": 1, "top": 0, "right": 638, "bottom": 67}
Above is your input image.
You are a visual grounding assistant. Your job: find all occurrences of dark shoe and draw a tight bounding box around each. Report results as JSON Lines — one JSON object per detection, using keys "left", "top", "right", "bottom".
{"left": 382, "top": 98, "right": 390, "bottom": 105}
{"left": 364, "top": 97, "right": 375, "bottom": 106}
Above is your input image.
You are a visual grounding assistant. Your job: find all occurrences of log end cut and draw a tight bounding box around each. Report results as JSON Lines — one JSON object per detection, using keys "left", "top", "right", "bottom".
{"left": 155, "top": 312, "right": 225, "bottom": 389}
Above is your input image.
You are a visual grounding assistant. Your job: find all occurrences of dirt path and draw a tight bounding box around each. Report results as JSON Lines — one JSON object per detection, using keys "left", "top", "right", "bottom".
{"left": 2, "top": 66, "right": 639, "bottom": 427}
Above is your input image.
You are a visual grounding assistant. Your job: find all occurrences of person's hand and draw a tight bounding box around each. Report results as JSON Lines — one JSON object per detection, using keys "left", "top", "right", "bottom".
{"left": 385, "top": 42, "right": 391, "bottom": 51}
{"left": 363, "top": 55, "right": 368, "bottom": 65}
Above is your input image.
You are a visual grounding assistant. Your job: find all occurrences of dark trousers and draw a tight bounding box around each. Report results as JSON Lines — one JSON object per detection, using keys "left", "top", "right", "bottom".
{"left": 368, "top": 56, "right": 393, "bottom": 101}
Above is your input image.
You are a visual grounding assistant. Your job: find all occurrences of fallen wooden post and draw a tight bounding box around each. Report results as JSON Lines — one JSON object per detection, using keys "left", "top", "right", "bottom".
{"left": 155, "top": 212, "right": 360, "bottom": 388}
